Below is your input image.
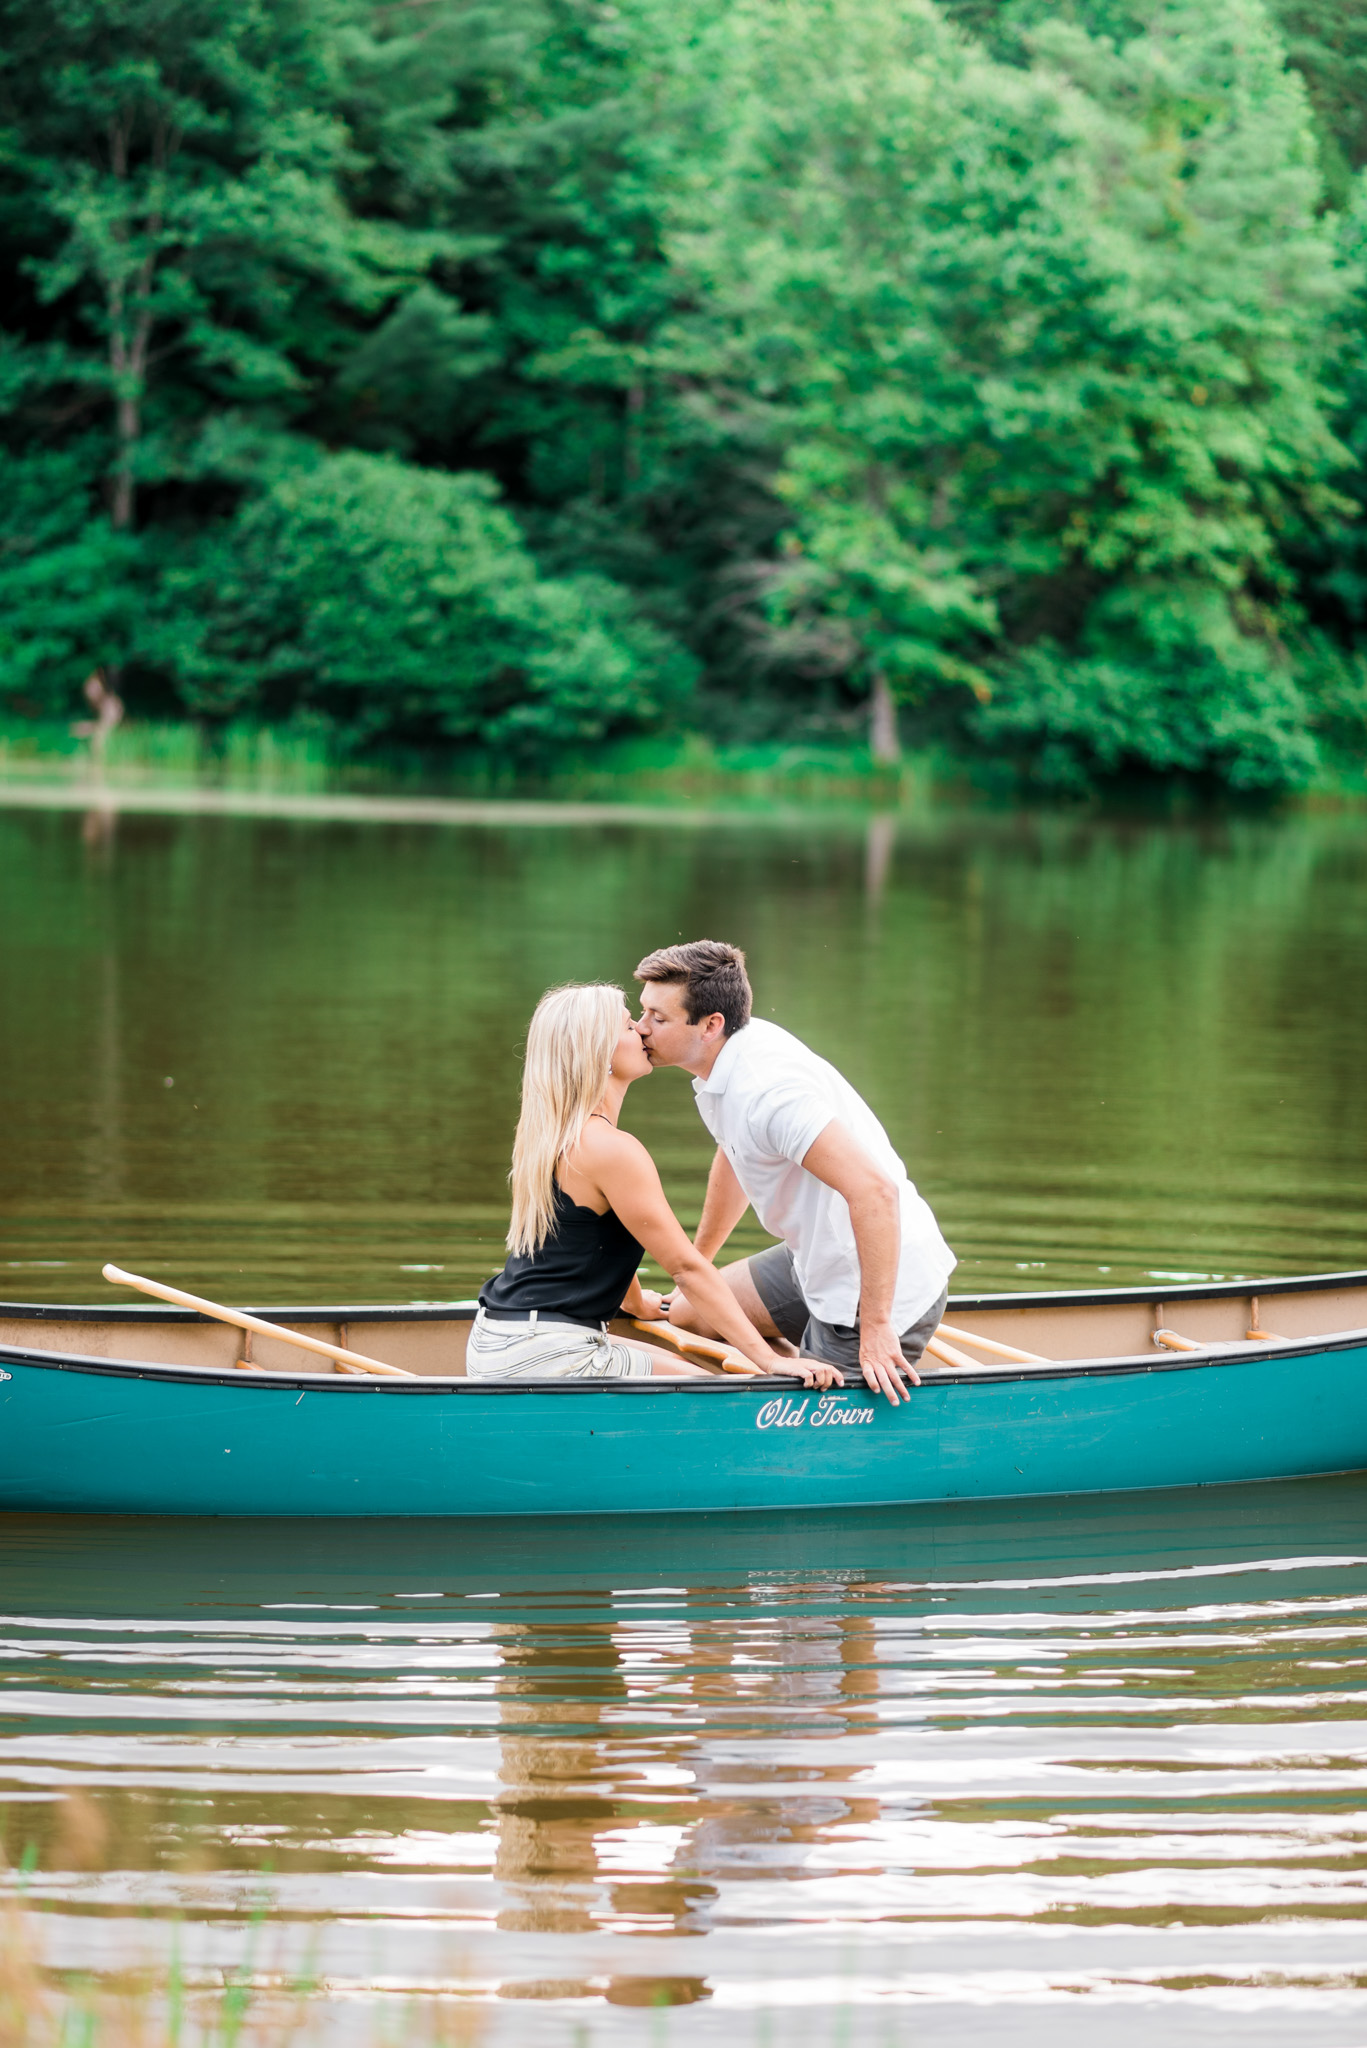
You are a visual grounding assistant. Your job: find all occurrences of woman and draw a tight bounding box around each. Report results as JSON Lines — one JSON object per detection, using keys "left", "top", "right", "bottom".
{"left": 468, "top": 983, "right": 836, "bottom": 1384}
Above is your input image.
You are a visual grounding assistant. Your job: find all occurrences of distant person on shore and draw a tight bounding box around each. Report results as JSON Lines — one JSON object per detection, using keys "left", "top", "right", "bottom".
{"left": 467, "top": 983, "right": 838, "bottom": 1386}
{"left": 634, "top": 942, "right": 955, "bottom": 1404}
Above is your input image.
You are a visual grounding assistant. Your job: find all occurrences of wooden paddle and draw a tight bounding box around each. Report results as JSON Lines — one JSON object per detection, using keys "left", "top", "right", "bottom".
{"left": 924, "top": 1333, "right": 983, "bottom": 1371}
{"left": 102, "top": 1264, "right": 416, "bottom": 1378}
{"left": 629, "top": 1318, "right": 766, "bottom": 1375}
{"left": 640, "top": 1318, "right": 1045, "bottom": 1378}
{"left": 935, "top": 1321, "right": 1049, "bottom": 1365}
{"left": 636, "top": 1316, "right": 1050, "bottom": 1379}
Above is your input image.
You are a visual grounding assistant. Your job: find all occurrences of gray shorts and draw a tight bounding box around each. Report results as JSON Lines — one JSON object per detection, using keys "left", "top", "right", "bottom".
{"left": 748, "top": 1243, "right": 948, "bottom": 1381}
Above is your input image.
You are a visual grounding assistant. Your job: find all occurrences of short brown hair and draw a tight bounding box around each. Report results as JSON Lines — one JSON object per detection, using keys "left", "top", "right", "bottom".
{"left": 634, "top": 940, "right": 752, "bottom": 1037}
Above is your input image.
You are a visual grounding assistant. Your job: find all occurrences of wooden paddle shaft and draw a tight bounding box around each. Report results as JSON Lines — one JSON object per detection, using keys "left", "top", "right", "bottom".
{"left": 935, "top": 1321, "right": 1048, "bottom": 1365}
{"left": 102, "top": 1264, "right": 414, "bottom": 1378}
{"left": 629, "top": 1317, "right": 764, "bottom": 1374}
{"left": 643, "top": 1318, "right": 1042, "bottom": 1379}
{"left": 925, "top": 1334, "right": 982, "bottom": 1371}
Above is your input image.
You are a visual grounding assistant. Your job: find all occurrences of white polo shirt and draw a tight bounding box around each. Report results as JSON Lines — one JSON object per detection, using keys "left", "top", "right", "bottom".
{"left": 691, "top": 1017, "right": 955, "bottom": 1329}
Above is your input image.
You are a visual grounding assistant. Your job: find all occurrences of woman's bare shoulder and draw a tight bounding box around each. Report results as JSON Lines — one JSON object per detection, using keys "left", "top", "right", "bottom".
{"left": 570, "top": 1121, "right": 654, "bottom": 1174}
{"left": 573, "top": 1122, "right": 647, "bottom": 1171}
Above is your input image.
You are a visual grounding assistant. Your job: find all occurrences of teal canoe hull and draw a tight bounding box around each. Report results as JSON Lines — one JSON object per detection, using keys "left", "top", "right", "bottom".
{"left": 2, "top": 1333, "right": 1367, "bottom": 1515}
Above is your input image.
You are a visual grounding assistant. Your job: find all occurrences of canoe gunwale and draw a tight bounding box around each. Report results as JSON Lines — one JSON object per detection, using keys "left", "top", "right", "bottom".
{"left": 945, "top": 1266, "right": 1367, "bottom": 1311}
{"left": 4, "top": 1324, "right": 1366, "bottom": 1395}
{"left": 2, "top": 1265, "right": 1365, "bottom": 1326}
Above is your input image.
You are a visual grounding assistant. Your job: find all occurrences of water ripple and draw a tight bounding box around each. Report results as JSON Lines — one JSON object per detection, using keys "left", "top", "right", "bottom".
{"left": 0, "top": 1490, "right": 1365, "bottom": 2042}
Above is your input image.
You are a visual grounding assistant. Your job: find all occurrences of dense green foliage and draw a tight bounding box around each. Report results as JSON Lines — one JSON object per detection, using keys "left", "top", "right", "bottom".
{"left": 156, "top": 450, "right": 695, "bottom": 745}
{"left": 1, "top": 0, "right": 1365, "bottom": 786}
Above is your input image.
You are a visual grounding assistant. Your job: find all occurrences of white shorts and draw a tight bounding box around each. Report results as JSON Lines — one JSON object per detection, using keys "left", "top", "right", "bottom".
{"left": 466, "top": 1308, "right": 656, "bottom": 1380}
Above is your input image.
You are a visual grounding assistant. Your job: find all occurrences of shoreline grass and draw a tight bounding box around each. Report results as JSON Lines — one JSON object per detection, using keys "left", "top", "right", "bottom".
{"left": 0, "top": 719, "right": 922, "bottom": 811}
{"left": 0, "top": 716, "right": 1362, "bottom": 814}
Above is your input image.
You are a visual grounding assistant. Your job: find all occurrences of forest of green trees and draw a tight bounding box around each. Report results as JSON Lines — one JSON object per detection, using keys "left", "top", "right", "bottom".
{"left": 2, "top": 0, "right": 1366, "bottom": 790}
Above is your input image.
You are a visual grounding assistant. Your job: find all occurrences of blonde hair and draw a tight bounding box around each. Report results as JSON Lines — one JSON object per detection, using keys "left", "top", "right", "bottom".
{"left": 507, "top": 983, "right": 624, "bottom": 1257}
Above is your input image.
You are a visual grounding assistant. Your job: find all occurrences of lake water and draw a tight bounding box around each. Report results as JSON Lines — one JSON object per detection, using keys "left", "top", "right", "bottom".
{"left": 3, "top": 799, "right": 1366, "bottom": 1301}
{"left": 1, "top": 793, "right": 1366, "bottom": 2043}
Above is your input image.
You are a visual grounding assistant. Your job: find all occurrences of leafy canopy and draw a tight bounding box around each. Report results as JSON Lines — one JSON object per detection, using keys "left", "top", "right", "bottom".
{"left": 0, "top": 0, "right": 1364, "bottom": 785}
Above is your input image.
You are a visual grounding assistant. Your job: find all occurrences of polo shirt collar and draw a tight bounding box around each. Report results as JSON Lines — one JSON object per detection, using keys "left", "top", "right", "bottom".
{"left": 691, "top": 1027, "right": 745, "bottom": 1097}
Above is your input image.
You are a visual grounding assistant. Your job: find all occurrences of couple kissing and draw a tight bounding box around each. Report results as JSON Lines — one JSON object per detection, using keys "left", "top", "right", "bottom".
{"left": 468, "top": 941, "right": 955, "bottom": 1403}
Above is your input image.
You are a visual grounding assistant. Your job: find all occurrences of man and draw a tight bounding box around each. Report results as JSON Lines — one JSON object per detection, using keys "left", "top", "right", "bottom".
{"left": 634, "top": 940, "right": 954, "bottom": 1404}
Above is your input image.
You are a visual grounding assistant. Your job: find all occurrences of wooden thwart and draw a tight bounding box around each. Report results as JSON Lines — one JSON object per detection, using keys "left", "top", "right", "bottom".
{"left": 102, "top": 1264, "right": 415, "bottom": 1378}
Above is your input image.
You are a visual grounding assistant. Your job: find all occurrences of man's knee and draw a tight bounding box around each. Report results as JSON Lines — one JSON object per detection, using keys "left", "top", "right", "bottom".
{"left": 669, "top": 1260, "right": 772, "bottom": 1343}
{"left": 901, "top": 1287, "right": 949, "bottom": 1367}
{"left": 725, "top": 1258, "right": 788, "bottom": 1343}
{"left": 667, "top": 1290, "right": 712, "bottom": 1335}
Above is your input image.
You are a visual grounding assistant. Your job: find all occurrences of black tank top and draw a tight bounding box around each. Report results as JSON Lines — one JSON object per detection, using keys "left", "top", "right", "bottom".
{"left": 480, "top": 1180, "right": 643, "bottom": 1326}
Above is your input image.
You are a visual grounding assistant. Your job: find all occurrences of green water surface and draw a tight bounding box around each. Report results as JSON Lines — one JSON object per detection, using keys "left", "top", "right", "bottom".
{"left": 3, "top": 794, "right": 1367, "bottom": 2046}
{"left": 1, "top": 799, "right": 1365, "bottom": 1302}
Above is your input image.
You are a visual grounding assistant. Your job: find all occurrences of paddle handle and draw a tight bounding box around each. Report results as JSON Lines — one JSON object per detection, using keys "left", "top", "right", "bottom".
{"left": 102, "top": 1265, "right": 415, "bottom": 1378}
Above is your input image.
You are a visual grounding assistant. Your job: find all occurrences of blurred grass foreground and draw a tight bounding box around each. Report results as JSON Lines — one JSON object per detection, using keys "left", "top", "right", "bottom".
{"left": 0, "top": 1812, "right": 488, "bottom": 2048}
{"left": 2, "top": 0, "right": 1367, "bottom": 800}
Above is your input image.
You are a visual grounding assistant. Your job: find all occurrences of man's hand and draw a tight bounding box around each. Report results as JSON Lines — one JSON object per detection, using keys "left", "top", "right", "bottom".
{"left": 859, "top": 1316, "right": 916, "bottom": 1404}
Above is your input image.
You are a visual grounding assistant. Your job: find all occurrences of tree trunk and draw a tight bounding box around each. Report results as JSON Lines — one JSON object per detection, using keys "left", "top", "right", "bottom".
{"left": 105, "top": 116, "right": 160, "bottom": 534}
{"left": 111, "top": 391, "right": 139, "bottom": 530}
{"left": 868, "top": 669, "right": 901, "bottom": 764}
{"left": 623, "top": 380, "right": 644, "bottom": 484}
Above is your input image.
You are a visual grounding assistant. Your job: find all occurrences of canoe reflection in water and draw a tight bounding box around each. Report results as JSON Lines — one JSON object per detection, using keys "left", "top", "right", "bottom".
{"left": 490, "top": 1580, "right": 884, "bottom": 1968}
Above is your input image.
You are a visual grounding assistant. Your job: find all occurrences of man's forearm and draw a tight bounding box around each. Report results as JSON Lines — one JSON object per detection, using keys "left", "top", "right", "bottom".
{"left": 796, "top": 1119, "right": 911, "bottom": 1401}
{"left": 849, "top": 1183, "right": 902, "bottom": 1327}
{"left": 694, "top": 1147, "right": 750, "bottom": 1261}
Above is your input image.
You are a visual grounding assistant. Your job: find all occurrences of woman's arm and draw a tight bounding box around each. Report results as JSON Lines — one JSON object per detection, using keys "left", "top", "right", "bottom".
{"left": 575, "top": 1126, "right": 835, "bottom": 1384}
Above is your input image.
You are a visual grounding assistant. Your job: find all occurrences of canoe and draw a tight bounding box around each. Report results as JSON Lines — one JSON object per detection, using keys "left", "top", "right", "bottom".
{"left": 1, "top": 1270, "right": 1366, "bottom": 1517}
